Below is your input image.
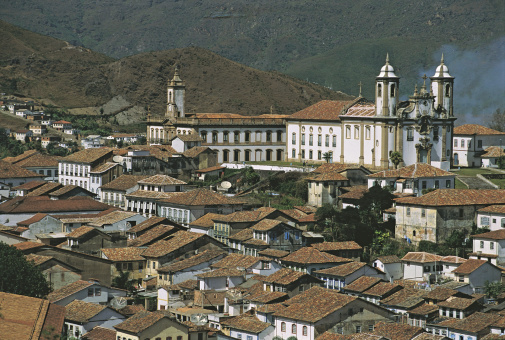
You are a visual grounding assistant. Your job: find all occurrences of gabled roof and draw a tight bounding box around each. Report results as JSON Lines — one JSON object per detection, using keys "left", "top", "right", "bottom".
{"left": 138, "top": 174, "right": 187, "bottom": 186}
{"left": 372, "top": 321, "right": 424, "bottom": 340}
{"left": 368, "top": 163, "right": 455, "bottom": 179}
{"left": 196, "top": 268, "right": 245, "bottom": 278}
{"left": 182, "top": 146, "right": 214, "bottom": 158}
{"left": 127, "top": 225, "right": 177, "bottom": 247}
{"left": 380, "top": 288, "right": 427, "bottom": 309}
{"left": 212, "top": 210, "right": 272, "bottom": 223}
{"left": 26, "top": 182, "right": 63, "bottom": 196}
{"left": 313, "top": 163, "right": 366, "bottom": 174}
{"left": 157, "top": 249, "right": 226, "bottom": 273}
{"left": 160, "top": 188, "right": 244, "bottom": 206}
{"left": 25, "top": 254, "right": 54, "bottom": 266}
{"left": 307, "top": 172, "right": 349, "bottom": 182}
{"left": 288, "top": 100, "right": 355, "bottom": 121}
{"left": 101, "top": 247, "right": 145, "bottom": 262}
{"left": 343, "top": 276, "right": 383, "bottom": 293}
{"left": 437, "top": 312, "right": 502, "bottom": 333}
{"left": 14, "top": 152, "right": 60, "bottom": 168}
{"left": 440, "top": 256, "right": 467, "bottom": 264}
{"left": 282, "top": 247, "right": 351, "bottom": 265}
{"left": 312, "top": 241, "right": 363, "bottom": 252}
{"left": 0, "top": 292, "right": 65, "bottom": 340}
{"left": 65, "top": 300, "right": 107, "bottom": 323}
{"left": 17, "top": 212, "right": 48, "bottom": 226}
{"left": 189, "top": 213, "right": 225, "bottom": 229}
{"left": 90, "top": 162, "right": 118, "bottom": 174}
{"left": 408, "top": 303, "right": 439, "bottom": 316}
{"left": 363, "top": 282, "right": 402, "bottom": 298}
{"left": 47, "top": 280, "right": 94, "bottom": 303}
{"left": 220, "top": 311, "right": 271, "bottom": 334}
{"left": 314, "top": 262, "right": 368, "bottom": 277}
{"left": 113, "top": 310, "right": 167, "bottom": 334}
{"left": 88, "top": 210, "right": 141, "bottom": 228}
{"left": 437, "top": 296, "right": 480, "bottom": 310}
{"left": 425, "top": 287, "right": 468, "bottom": 301}
{"left": 401, "top": 252, "right": 443, "bottom": 263}
{"left": 481, "top": 146, "right": 505, "bottom": 158}
{"left": 49, "top": 185, "right": 93, "bottom": 198}
{"left": 395, "top": 189, "right": 505, "bottom": 207}
{"left": 273, "top": 286, "right": 356, "bottom": 322}
{"left": 263, "top": 267, "right": 317, "bottom": 285}
{"left": 172, "top": 134, "right": 203, "bottom": 142}
{"left": 258, "top": 248, "right": 290, "bottom": 259}
{"left": 61, "top": 148, "right": 112, "bottom": 164}
{"left": 127, "top": 216, "right": 170, "bottom": 234}
{"left": 66, "top": 226, "right": 97, "bottom": 239}
{"left": 478, "top": 205, "right": 505, "bottom": 214}
{"left": 375, "top": 255, "right": 401, "bottom": 264}
{"left": 211, "top": 253, "right": 267, "bottom": 270}
{"left": 81, "top": 326, "right": 116, "bottom": 340}
{"left": 12, "top": 180, "right": 47, "bottom": 191}
{"left": 141, "top": 231, "right": 203, "bottom": 258}
{"left": 472, "top": 229, "right": 505, "bottom": 240}
{"left": 454, "top": 124, "right": 505, "bottom": 135}
{"left": 250, "top": 219, "right": 285, "bottom": 231}
{"left": 452, "top": 259, "right": 490, "bottom": 275}
{"left": 2, "top": 150, "right": 39, "bottom": 164}
{"left": 0, "top": 160, "right": 44, "bottom": 179}
{"left": 0, "top": 196, "right": 113, "bottom": 214}
{"left": 100, "top": 175, "right": 149, "bottom": 191}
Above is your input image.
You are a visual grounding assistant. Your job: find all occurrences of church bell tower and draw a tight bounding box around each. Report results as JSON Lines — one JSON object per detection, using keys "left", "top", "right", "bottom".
{"left": 430, "top": 54, "right": 454, "bottom": 117}
{"left": 166, "top": 65, "right": 186, "bottom": 119}
{"left": 376, "top": 54, "right": 400, "bottom": 117}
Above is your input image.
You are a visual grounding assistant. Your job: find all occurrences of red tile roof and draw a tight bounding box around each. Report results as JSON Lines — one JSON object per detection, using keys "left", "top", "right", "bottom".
{"left": 138, "top": 174, "right": 187, "bottom": 185}
{"left": 258, "top": 249, "right": 290, "bottom": 259}
{"left": 478, "top": 205, "right": 505, "bottom": 214}
{"left": 282, "top": 247, "right": 351, "bottom": 265}
{"left": 141, "top": 231, "right": 203, "bottom": 258}
{"left": 113, "top": 310, "right": 166, "bottom": 333}
{"left": 220, "top": 311, "right": 271, "bottom": 333}
{"left": 288, "top": 100, "right": 355, "bottom": 121}
{"left": 481, "top": 146, "right": 505, "bottom": 158}
{"left": 26, "top": 182, "right": 63, "bottom": 196}
{"left": 0, "top": 160, "right": 44, "bottom": 179}
{"left": 307, "top": 172, "right": 349, "bottom": 182}
{"left": 0, "top": 196, "right": 113, "bottom": 214}
{"left": 160, "top": 188, "right": 245, "bottom": 206}
{"left": 395, "top": 189, "right": 505, "bottom": 207}
{"left": 182, "top": 146, "right": 214, "bottom": 158}
{"left": 12, "top": 241, "right": 45, "bottom": 251}
{"left": 100, "top": 175, "right": 149, "bottom": 191}
{"left": 127, "top": 216, "right": 171, "bottom": 234}
{"left": 157, "top": 249, "right": 226, "bottom": 273}
{"left": 437, "top": 312, "right": 502, "bottom": 333}
{"left": 66, "top": 226, "right": 96, "bottom": 239}
{"left": 452, "top": 259, "right": 489, "bottom": 274}
{"left": 101, "top": 247, "right": 145, "bottom": 262}
{"left": 211, "top": 253, "right": 266, "bottom": 270}
{"left": 372, "top": 321, "right": 424, "bottom": 340}
{"left": 368, "top": 163, "right": 455, "bottom": 179}
{"left": 127, "top": 225, "right": 176, "bottom": 247}
{"left": 47, "top": 280, "right": 94, "bottom": 303}
{"left": 342, "top": 276, "right": 383, "bottom": 293}
{"left": 12, "top": 180, "right": 47, "bottom": 191}
{"left": 81, "top": 326, "right": 116, "bottom": 340}
{"left": 189, "top": 213, "right": 225, "bottom": 229}
{"left": 312, "top": 241, "right": 362, "bottom": 251}
{"left": 454, "top": 124, "right": 505, "bottom": 135}
{"left": 62, "top": 148, "right": 112, "bottom": 164}
{"left": 314, "top": 262, "right": 367, "bottom": 277}
{"left": 402, "top": 252, "right": 443, "bottom": 263}
{"left": 65, "top": 300, "right": 107, "bottom": 323}
{"left": 263, "top": 267, "right": 313, "bottom": 285}
{"left": 17, "top": 212, "right": 48, "bottom": 226}
{"left": 472, "top": 229, "right": 505, "bottom": 240}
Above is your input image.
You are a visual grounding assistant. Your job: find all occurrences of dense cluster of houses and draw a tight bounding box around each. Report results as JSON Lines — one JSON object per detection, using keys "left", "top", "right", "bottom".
{"left": 3, "top": 60, "right": 505, "bottom": 340}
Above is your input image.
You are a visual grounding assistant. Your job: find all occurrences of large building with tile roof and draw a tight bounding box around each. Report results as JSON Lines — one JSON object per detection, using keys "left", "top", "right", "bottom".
{"left": 286, "top": 55, "right": 455, "bottom": 170}
{"left": 453, "top": 124, "right": 505, "bottom": 167}
{"left": 147, "top": 67, "right": 289, "bottom": 163}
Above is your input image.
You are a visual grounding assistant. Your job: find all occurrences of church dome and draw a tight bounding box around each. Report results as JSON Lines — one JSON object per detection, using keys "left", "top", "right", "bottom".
{"left": 377, "top": 54, "right": 398, "bottom": 78}
{"left": 433, "top": 54, "right": 453, "bottom": 78}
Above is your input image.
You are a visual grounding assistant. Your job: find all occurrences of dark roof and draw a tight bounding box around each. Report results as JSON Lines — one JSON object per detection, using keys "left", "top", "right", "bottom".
{"left": 157, "top": 249, "right": 226, "bottom": 273}
{"left": 343, "top": 276, "right": 383, "bottom": 294}
{"left": 65, "top": 300, "right": 107, "bottom": 323}
{"left": 127, "top": 216, "right": 171, "bottom": 234}
{"left": 312, "top": 241, "right": 363, "bottom": 251}
{"left": 81, "top": 326, "right": 116, "bottom": 340}
{"left": 101, "top": 247, "right": 145, "bottom": 262}
{"left": 160, "top": 188, "right": 244, "bottom": 206}
{"left": 141, "top": 231, "right": 203, "bottom": 258}
{"left": 372, "top": 321, "right": 424, "bottom": 340}
{"left": 0, "top": 160, "right": 44, "bottom": 179}
{"left": 113, "top": 310, "right": 167, "bottom": 333}
{"left": 282, "top": 247, "right": 351, "bottom": 265}
{"left": 62, "top": 148, "right": 112, "bottom": 164}
{"left": 0, "top": 196, "right": 113, "bottom": 214}
{"left": 100, "top": 175, "right": 149, "bottom": 191}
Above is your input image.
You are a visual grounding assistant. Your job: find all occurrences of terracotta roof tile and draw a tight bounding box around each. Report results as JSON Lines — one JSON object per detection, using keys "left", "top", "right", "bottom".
{"left": 263, "top": 268, "right": 310, "bottom": 285}
{"left": 481, "top": 146, "right": 505, "bottom": 158}
{"left": 90, "top": 162, "right": 118, "bottom": 173}
{"left": 211, "top": 253, "right": 266, "bottom": 269}
{"left": 2, "top": 150, "right": 39, "bottom": 164}
{"left": 312, "top": 241, "right": 363, "bottom": 251}
{"left": 339, "top": 186, "right": 368, "bottom": 200}
{"left": 368, "top": 163, "right": 455, "bottom": 179}
{"left": 472, "top": 229, "right": 505, "bottom": 240}
{"left": 314, "top": 262, "right": 367, "bottom": 277}
{"left": 408, "top": 303, "right": 439, "bottom": 315}
{"left": 12, "top": 241, "right": 45, "bottom": 251}
{"left": 478, "top": 205, "right": 505, "bottom": 214}
{"left": 282, "top": 247, "right": 351, "bottom": 265}
{"left": 62, "top": 148, "right": 112, "bottom": 164}
{"left": 47, "top": 280, "right": 93, "bottom": 303}
{"left": 288, "top": 100, "right": 355, "bottom": 121}
{"left": 401, "top": 252, "right": 443, "bottom": 263}
{"left": 344, "top": 102, "right": 376, "bottom": 117}
{"left": 454, "top": 124, "right": 505, "bottom": 135}
{"left": 26, "top": 182, "right": 63, "bottom": 196}
{"left": 193, "top": 290, "right": 226, "bottom": 306}
{"left": 49, "top": 185, "right": 92, "bottom": 197}
{"left": 12, "top": 180, "right": 47, "bottom": 191}
{"left": 127, "top": 225, "right": 176, "bottom": 247}
{"left": 437, "top": 296, "right": 480, "bottom": 310}
{"left": 113, "top": 310, "right": 165, "bottom": 333}
{"left": 182, "top": 146, "right": 215, "bottom": 158}
{"left": 88, "top": 211, "right": 142, "bottom": 228}
{"left": 228, "top": 228, "right": 254, "bottom": 242}
{"left": 195, "top": 165, "right": 226, "bottom": 173}
{"left": 363, "top": 282, "right": 401, "bottom": 297}
{"left": 250, "top": 219, "right": 284, "bottom": 231}
{"left": 440, "top": 256, "right": 467, "bottom": 264}
{"left": 258, "top": 249, "right": 290, "bottom": 259}
{"left": 220, "top": 312, "right": 271, "bottom": 333}
{"left": 425, "top": 287, "right": 463, "bottom": 301}
{"left": 0, "top": 196, "right": 112, "bottom": 214}
{"left": 141, "top": 231, "right": 203, "bottom": 258}
{"left": 273, "top": 286, "right": 356, "bottom": 322}
{"left": 157, "top": 249, "right": 226, "bottom": 273}
{"left": 380, "top": 288, "right": 427, "bottom": 309}
{"left": 452, "top": 259, "right": 488, "bottom": 274}
{"left": 65, "top": 300, "right": 107, "bottom": 323}
{"left": 438, "top": 312, "right": 502, "bottom": 333}
{"left": 376, "top": 255, "right": 401, "bottom": 264}
{"left": 0, "top": 160, "right": 44, "bottom": 179}
{"left": 101, "top": 247, "right": 145, "bottom": 262}
{"left": 343, "top": 276, "right": 383, "bottom": 293}
{"left": 212, "top": 210, "right": 271, "bottom": 223}
{"left": 256, "top": 302, "right": 288, "bottom": 314}
{"left": 372, "top": 321, "right": 424, "bottom": 340}
{"left": 242, "top": 238, "right": 269, "bottom": 246}
{"left": 17, "top": 212, "right": 48, "bottom": 226}
{"left": 81, "top": 326, "right": 116, "bottom": 340}
{"left": 25, "top": 253, "right": 54, "bottom": 266}
{"left": 14, "top": 153, "right": 61, "bottom": 168}
{"left": 279, "top": 208, "right": 308, "bottom": 221}
{"left": 100, "top": 175, "right": 149, "bottom": 191}
{"left": 160, "top": 188, "right": 245, "bottom": 206}
{"left": 116, "top": 304, "right": 145, "bottom": 317}
{"left": 307, "top": 172, "right": 349, "bottom": 182}
{"left": 173, "top": 134, "right": 204, "bottom": 142}
{"left": 395, "top": 189, "right": 505, "bottom": 207}
{"left": 313, "top": 163, "right": 363, "bottom": 174}
{"left": 316, "top": 332, "right": 386, "bottom": 340}
{"left": 138, "top": 174, "right": 187, "bottom": 185}
{"left": 66, "top": 226, "right": 97, "bottom": 239}
{"left": 190, "top": 213, "right": 225, "bottom": 229}
{"left": 127, "top": 216, "right": 170, "bottom": 234}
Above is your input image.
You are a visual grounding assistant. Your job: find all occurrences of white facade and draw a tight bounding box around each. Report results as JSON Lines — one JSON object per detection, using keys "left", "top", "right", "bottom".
{"left": 453, "top": 126, "right": 505, "bottom": 167}
{"left": 59, "top": 162, "right": 91, "bottom": 190}
{"left": 372, "top": 259, "right": 403, "bottom": 281}
{"left": 477, "top": 210, "right": 505, "bottom": 231}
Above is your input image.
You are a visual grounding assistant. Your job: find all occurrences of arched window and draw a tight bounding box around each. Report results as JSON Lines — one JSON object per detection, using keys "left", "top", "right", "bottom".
{"left": 200, "top": 131, "right": 207, "bottom": 142}
{"left": 277, "top": 130, "right": 283, "bottom": 142}
{"left": 245, "top": 150, "right": 251, "bottom": 162}
{"left": 234, "top": 131, "right": 240, "bottom": 143}
{"left": 303, "top": 326, "right": 308, "bottom": 336}
{"left": 276, "top": 149, "right": 283, "bottom": 161}
{"left": 445, "top": 84, "right": 451, "bottom": 97}
{"left": 292, "top": 324, "right": 297, "bottom": 334}
{"left": 266, "top": 149, "right": 273, "bottom": 161}
{"left": 223, "top": 150, "right": 229, "bottom": 162}
{"left": 390, "top": 84, "right": 395, "bottom": 97}
{"left": 292, "top": 149, "right": 296, "bottom": 158}
{"left": 223, "top": 131, "right": 229, "bottom": 142}
{"left": 212, "top": 131, "right": 218, "bottom": 143}
{"left": 377, "top": 84, "right": 382, "bottom": 97}
{"left": 266, "top": 131, "right": 272, "bottom": 142}
{"left": 281, "top": 322, "right": 286, "bottom": 332}
{"left": 245, "top": 131, "right": 251, "bottom": 142}
{"left": 234, "top": 149, "right": 240, "bottom": 162}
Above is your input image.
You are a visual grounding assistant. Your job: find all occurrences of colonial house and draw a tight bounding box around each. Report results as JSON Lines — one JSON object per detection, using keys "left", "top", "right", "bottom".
{"left": 314, "top": 262, "right": 386, "bottom": 291}
{"left": 28, "top": 123, "right": 46, "bottom": 135}
{"left": 52, "top": 120, "right": 72, "bottom": 131}
{"left": 47, "top": 279, "right": 127, "bottom": 306}
{"left": 395, "top": 189, "right": 505, "bottom": 244}
{"left": 25, "top": 253, "right": 82, "bottom": 290}
{"left": 221, "top": 311, "right": 275, "bottom": 340}
{"left": 272, "top": 286, "right": 397, "bottom": 337}
{"left": 451, "top": 259, "right": 502, "bottom": 294}
{"left": 401, "top": 252, "right": 443, "bottom": 282}
{"left": 468, "top": 229, "right": 505, "bottom": 265}
{"left": 311, "top": 241, "right": 363, "bottom": 261}
{"left": 480, "top": 146, "right": 505, "bottom": 168}
{"left": 0, "top": 159, "right": 45, "bottom": 188}
{"left": 14, "top": 129, "right": 33, "bottom": 142}
{"left": 170, "top": 134, "right": 204, "bottom": 153}
{"left": 281, "top": 246, "right": 352, "bottom": 274}
{"left": 100, "top": 175, "right": 149, "bottom": 208}
{"left": 476, "top": 205, "right": 505, "bottom": 231}
{"left": 211, "top": 253, "right": 281, "bottom": 277}
{"left": 262, "top": 267, "right": 324, "bottom": 298}
{"left": 146, "top": 67, "right": 288, "bottom": 163}
{"left": 101, "top": 247, "right": 147, "bottom": 290}
{"left": 3, "top": 150, "right": 60, "bottom": 183}
{"left": 338, "top": 276, "right": 384, "bottom": 298}
{"left": 372, "top": 255, "right": 403, "bottom": 281}
{"left": 286, "top": 56, "right": 455, "bottom": 171}
{"left": 58, "top": 148, "right": 114, "bottom": 191}
{"left": 427, "top": 312, "right": 502, "bottom": 340}
{"left": 64, "top": 300, "right": 125, "bottom": 339}
{"left": 367, "top": 163, "right": 455, "bottom": 197}
{"left": 307, "top": 171, "right": 350, "bottom": 207}
{"left": 88, "top": 162, "right": 123, "bottom": 196}
{"left": 452, "top": 124, "right": 505, "bottom": 167}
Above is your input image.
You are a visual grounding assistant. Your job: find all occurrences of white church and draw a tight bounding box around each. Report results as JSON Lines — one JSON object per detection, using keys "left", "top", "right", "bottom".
{"left": 286, "top": 55, "right": 456, "bottom": 170}
{"left": 147, "top": 56, "right": 456, "bottom": 170}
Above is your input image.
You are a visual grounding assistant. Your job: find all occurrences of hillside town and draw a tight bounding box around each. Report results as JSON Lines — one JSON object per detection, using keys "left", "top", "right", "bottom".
{"left": 2, "top": 57, "right": 505, "bottom": 340}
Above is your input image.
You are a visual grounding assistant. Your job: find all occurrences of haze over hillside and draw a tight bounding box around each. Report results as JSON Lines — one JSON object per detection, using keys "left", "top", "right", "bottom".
{"left": 0, "top": 0, "right": 503, "bottom": 106}
{"left": 0, "top": 20, "right": 353, "bottom": 122}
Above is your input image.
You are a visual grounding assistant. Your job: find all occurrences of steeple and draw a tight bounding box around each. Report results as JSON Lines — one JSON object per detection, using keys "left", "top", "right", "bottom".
{"left": 376, "top": 53, "right": 400, "bottom": 116}
{"left": 166, "top": 65, "right": 186, "bottom": 119}
{"left": 430, "top": 54, "right": 454, "bottom": 116}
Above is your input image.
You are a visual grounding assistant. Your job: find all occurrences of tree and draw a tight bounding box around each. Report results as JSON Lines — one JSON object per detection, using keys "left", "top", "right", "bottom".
{"left": 390, "top": 151, "right": 403, "bottom": 169}
{"left": 0, "top": 242, "right": 52, "bottom": 298}
{"left": 485, "top": 281, "right": 505, "bottom": 299}
{"left": 322, "top": 152, "right": 332, "bottom": 163}
{"left": 488, "top": 108, "right": 505, "bottom": 132}
{"left": 112, "top": 271, "right": 136, "bottom": 295}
